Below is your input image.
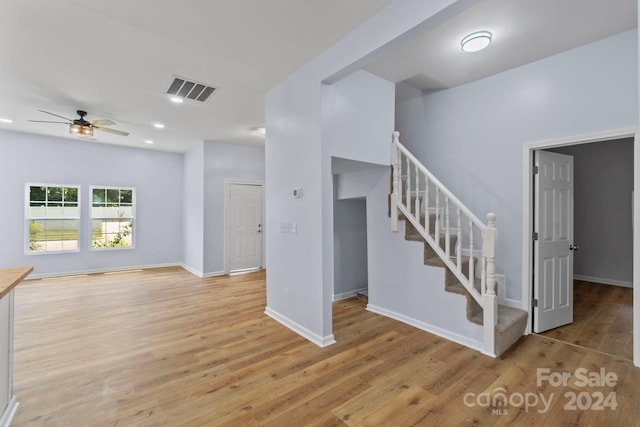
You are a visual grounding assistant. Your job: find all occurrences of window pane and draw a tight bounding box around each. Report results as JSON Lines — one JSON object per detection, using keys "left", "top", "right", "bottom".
{"left": 30, "top": 186, "right": 46, "bottom": 202}
{"left": 107, "top": 189, "right": 120, "bottom": 203}
{"left": 64, "top": 187, "right": 78, "bottom": 203}
{"left": 48, "top": 187, "right": 63, "bottom": 202}
{"left": 120, "top": 190, "right": 132, "bottom": 204}
{"left": 28, "top": 219, "right": 78, "bottom": 252}
{"left": 92, "top": 219, "right": 133, "bottom": 249}
{"left": 93, "top": 189, "right": 106, "bottom": 204}
{"left": 62, "top": 205, "right": 79, "bottom": 217}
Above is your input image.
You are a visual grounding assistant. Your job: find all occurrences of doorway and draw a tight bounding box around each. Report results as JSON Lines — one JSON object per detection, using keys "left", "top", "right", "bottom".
{"left": 225, "top": 181, "right": 264, "bottom": 274}
{"left": 522, "top": 128, "right": 638, "bottom": 366}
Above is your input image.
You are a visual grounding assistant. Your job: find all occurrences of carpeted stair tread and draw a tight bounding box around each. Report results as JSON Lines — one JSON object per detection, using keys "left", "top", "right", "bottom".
{"left": 393, "top": 203, "right": 526, "bottom": 356}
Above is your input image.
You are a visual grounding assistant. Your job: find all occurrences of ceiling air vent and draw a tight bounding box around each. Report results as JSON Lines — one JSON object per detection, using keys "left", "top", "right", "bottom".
{"left": 166, "top": 76, "right": 217, "bottom": 102}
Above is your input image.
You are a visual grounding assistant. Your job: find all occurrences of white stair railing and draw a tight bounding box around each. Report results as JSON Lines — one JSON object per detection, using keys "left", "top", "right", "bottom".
{"left": 390, "top": 131, "right": 498, "bottom": 356}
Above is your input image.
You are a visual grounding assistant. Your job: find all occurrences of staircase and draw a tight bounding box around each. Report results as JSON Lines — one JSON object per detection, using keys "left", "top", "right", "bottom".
{"left": 390, "top": 131, "right": 527, "bottom": 357}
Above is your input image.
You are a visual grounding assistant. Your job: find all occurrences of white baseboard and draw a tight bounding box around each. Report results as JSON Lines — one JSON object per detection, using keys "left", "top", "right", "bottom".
{"left": 264, "top": 307, "right": 336, "bottom": 348}
{"left": 0, "top": 397, "right": 18, "bottom": 427}
{"left": 574, "top": 275, "right": 633, "bottom": 288}
{"left": 204, "top": 270, "right": 226, "bottom": 278}
{"left": 333, "top": 287, "right": 367, "bottom": 301}
{"left": 366, "top": 304, "right": 483, "bottom": 353}
{"left": 181, "top": 264, "right": 226, "bottom": 278}
{"left": 26, "top": 263, "right": 182, "bottom": 280}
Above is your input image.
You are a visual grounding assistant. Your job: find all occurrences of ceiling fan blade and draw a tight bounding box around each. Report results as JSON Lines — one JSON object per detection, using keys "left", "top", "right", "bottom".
{"left": 90, "top": 119, "right": 115, "bottom": 126}
{"left": 37, "top": 109, "right": 73, "bottom": 122}
{"left": 94, "top": 126, "right": 129, "bottom": 136}
{"left": 27, "top": 120, "right": 68, "bottom": 124}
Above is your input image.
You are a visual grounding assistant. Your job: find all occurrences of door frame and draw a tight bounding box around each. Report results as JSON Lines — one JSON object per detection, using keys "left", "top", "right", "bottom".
{"left": 224, "top": 179, "right": 265, "bottom": 275}
{"left": 521, "top": 127, "right": 639, "bottom": 367}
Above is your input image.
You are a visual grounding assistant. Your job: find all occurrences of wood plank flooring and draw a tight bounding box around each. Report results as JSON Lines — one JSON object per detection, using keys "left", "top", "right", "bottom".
{"left": 539, "top": 280, "right": 633, "bottom": 361}
{"left": 10, "top": 267, "right": 640, "bottom": 426}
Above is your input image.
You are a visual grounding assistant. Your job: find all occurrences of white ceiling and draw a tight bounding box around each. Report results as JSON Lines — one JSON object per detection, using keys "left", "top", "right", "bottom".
{"left": 0, "top": 0, "right": 395, "bottom": 152}
{"left": 365, "top": 0, "right": 637, "bottom": 90}
{"left": 0, "top": 0, "right": 636, "bottom": 153}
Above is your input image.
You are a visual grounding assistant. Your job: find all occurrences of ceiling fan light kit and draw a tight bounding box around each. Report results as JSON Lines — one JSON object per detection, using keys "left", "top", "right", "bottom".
{"left": 69, "top": 123, "right": 93, "bottom": 136}
{"left": 29, "top": 109, "right": 129, "bottom": 138}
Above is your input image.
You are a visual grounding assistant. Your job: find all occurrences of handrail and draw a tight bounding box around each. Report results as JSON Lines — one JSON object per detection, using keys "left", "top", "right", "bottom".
{"left": 390, "top": 131, "right": 498, "bottom": 357}
{"left": 394, "top": 139, "right": 487, "bottom": 231}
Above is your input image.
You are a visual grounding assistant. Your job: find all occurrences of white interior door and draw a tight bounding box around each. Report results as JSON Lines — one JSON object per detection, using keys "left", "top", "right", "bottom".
{"left": 227, "top": 183, "right": 263, "bottom": 272}
{"left": 533, "top": 150, "right": 575, "bottom": 332}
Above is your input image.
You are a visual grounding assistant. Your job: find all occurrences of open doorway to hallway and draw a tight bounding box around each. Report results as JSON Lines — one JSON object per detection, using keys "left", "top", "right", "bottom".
{"left": 531, "top": 138, "right": 633, "bottom": 360}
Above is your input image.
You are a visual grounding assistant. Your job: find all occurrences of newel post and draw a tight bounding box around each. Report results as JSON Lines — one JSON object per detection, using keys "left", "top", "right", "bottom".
{"left": 482, "top": 212, "right": 497, "bottom": 356}
{"left": 483, "top": 213, "right": 497, "bottom": 297}
{"left": 390, "top": 131, "right": 400, "bottom": 232}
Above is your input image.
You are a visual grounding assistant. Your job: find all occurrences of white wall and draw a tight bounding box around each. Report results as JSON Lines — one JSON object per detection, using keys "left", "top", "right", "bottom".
{"left": 550, "top": 138, "right": 634, "bottom": 286}
{"left": 182, "top": 141, "right": 265, "bottom": 276}
{"left": 182, "top": 143, "right": 205, "bottom": 275}
{"left": 265, "top": 0, "right": 469, "bottom": 344}
{"left": 396, "top": 29, "right": 639, "bottom": 302}
{"left": 335, "top": 165, "right": 484, "bottom": 348}
{"left": 333, "top": 195, "right": 368, "bottom": 299}
{"left": 0, "top": 130, "right": 183, "bottom": 276}
{"left": 203, "top": 141, "right": 265, "bottom": 275}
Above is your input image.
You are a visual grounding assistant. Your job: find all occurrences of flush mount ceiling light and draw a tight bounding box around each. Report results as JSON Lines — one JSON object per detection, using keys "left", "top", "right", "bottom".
{"left": 461, "top": 31, "right": 492, "bottom": 52}
{"left": 255, "top": 126, "right": 266, "bottom": 136}
{"left": 145, "top": 140, "right": 154, "bottom": 144}
{"left": 0, "top": 118, "right": 13, "bottom": 124}
{"left": 169, "top": 96, "right": 183, "bottom": 104}
{"left": 153, "top": 123, "right": 165, "bottom": 129}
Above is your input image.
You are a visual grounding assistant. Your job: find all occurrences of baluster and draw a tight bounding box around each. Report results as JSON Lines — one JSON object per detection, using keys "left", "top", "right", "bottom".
{"left": 481, "top": 254, "right": 487, "bottom": 294}
{"left": 390, "top": 141, "right": 400, "bottom": 232}
{"left": 425, "top": 179, "right": 430, "bottom": 235}
{"left": 435, "top": 189, "right": 440, "bottom": 245}
{"left": 445, "top": 197, "right": 450, "bottom": 257}
{"left": 398, "top": 152, "right": 403, "bottom": 206}
{"left": 457, "top": 208, "right": 462, "bottom": 271}
{"left": 414, "top": 164, "right": 420, "bottom": 220}
{"left": 469, "top": 220, "right": 475, "bottom": 283}
{"left": 406, "top": 157, "right": 411, "bottom": 208}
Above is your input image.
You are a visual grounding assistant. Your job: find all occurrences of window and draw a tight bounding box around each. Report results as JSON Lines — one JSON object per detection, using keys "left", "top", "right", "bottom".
{"left": 26, "top": 184, "right": 80, "bottom": 253}
{"left": 91, "top": 187, "right": 135, "bottom": 249}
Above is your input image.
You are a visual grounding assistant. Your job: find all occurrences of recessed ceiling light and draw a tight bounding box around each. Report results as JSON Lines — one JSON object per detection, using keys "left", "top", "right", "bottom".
{"left": 145, "top": 140, "right": 154, "bottom": 144}
{"left": 0, "top": 118, "right": 13, "bottom": 124}
{"left": 153, "top": 123, "right": 165, "bottom": 129}
{"left": 169, "top": 96, "right": 183, "bottom": 104}
{"left": 461, "top": 31, "right": 492, "bottom": 53}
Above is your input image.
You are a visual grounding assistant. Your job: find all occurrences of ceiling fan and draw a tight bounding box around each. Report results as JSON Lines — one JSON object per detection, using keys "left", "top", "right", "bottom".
{"left": 28, "top": 109, "right": 129, "bottom": 137}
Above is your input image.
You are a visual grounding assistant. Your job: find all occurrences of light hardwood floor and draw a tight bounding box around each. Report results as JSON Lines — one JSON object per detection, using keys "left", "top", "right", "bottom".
{"left": 11, "top": 268, "right": 640, "bottom": 426}
{"left": 538, "top": 280, "right": 633, "bottom": 361}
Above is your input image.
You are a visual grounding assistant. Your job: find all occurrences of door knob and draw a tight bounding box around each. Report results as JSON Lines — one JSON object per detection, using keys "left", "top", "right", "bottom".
{"left": 569, "top": 244, "right": 579, "bottom": 251}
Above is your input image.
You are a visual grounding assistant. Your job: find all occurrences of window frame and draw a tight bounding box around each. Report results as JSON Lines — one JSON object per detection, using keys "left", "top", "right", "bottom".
{"left": 89, "top": 185, "right": 136, "bottom": 251}
{"left": 24, "top": 183, "right": 81, "bottom": 255}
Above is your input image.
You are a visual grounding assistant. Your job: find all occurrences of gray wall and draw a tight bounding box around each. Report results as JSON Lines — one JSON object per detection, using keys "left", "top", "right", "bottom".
{"left": 396, "top": 29, "right": 638, "bottom": 302}
{"left": 550, "top": 139, "right": 634, "bottom": 286}
{"left": 333, "top": 195, "right": 368, "bottom": 299}
{"left": 0, "top": 130, "right": 184, "bottom": 276}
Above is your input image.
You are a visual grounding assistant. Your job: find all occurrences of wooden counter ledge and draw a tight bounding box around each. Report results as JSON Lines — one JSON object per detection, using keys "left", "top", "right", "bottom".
{"left": 0, "top": 266, "right": 33, "bottom": 299}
